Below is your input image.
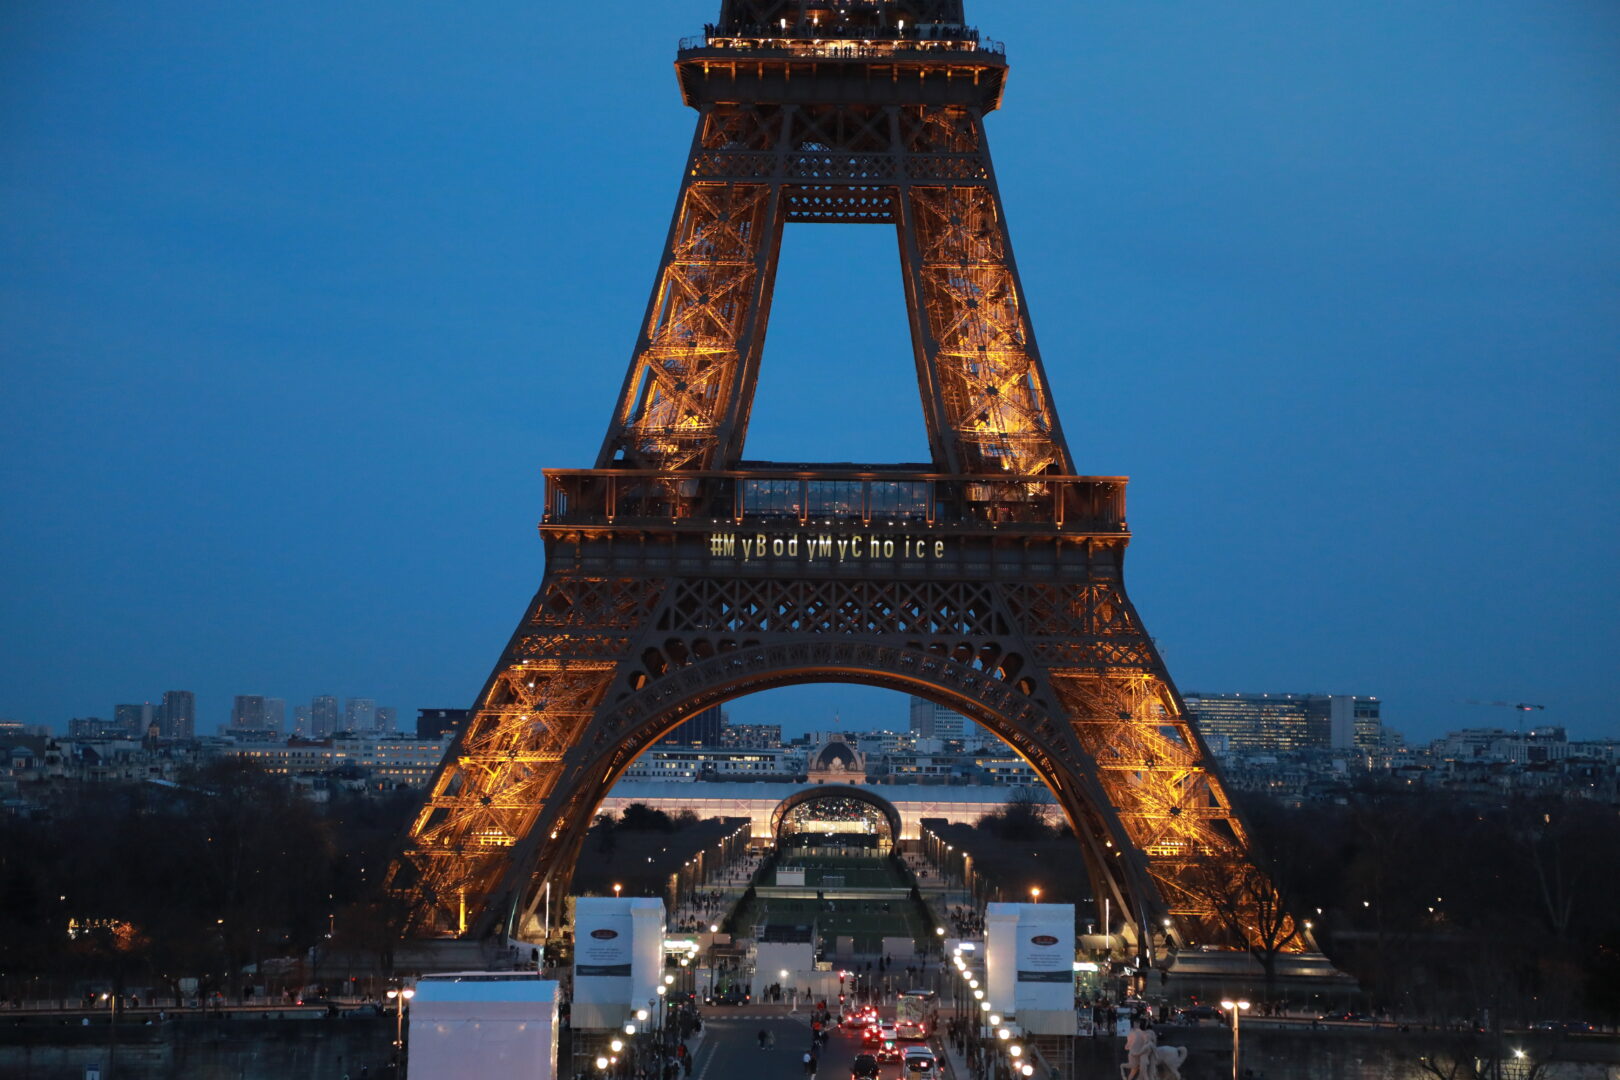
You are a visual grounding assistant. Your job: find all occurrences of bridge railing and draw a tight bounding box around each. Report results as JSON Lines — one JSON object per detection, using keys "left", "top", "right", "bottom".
{"left": 543, "top": 468, "right": 1126, "bottom": 534}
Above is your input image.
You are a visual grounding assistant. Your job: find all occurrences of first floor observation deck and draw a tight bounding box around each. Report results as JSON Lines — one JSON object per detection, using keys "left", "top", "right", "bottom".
{"left": 542, "top": 466, "right": 1127, "bottom": 539}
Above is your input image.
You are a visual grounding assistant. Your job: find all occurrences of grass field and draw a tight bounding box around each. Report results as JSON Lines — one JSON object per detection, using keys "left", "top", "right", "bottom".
{"left": 740, "top": 855, "right": 931, "bottom": 955}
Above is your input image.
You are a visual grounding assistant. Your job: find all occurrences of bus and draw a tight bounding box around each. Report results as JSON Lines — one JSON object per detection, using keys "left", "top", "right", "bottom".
{"left": 895, "top": 989, "right": 939, "bottom": 1040}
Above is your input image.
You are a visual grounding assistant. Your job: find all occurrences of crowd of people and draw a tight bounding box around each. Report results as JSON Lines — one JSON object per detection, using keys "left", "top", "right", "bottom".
{"left": 669, "top": 888, "right": 731, "bottom": 933}
{"left": 945, "top": 904, "right": 985, "bottom": 937}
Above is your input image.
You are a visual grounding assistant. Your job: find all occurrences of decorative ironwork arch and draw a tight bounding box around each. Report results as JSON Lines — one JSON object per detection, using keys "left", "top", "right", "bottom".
{"left": 468, "top": 646, "right": 1162, "bottom": 953}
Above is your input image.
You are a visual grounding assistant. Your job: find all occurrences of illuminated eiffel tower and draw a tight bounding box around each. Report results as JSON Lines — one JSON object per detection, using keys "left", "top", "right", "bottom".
{"left": 390, "top": 0, "right": 1315, "bottom": 978}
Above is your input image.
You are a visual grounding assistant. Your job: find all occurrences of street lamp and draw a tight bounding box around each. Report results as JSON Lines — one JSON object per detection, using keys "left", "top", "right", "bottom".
{"left": 613, "top": 883, "right": 623, "bottom": 898}
{"left": 1220, "top": 999, "right": 1250, "bottom": 1080}
{"left": 386, "top": 987, "right": 416, "bottom": 1050}
{"left": 1029, "top": 886, "right": 1041, "bottom": 903}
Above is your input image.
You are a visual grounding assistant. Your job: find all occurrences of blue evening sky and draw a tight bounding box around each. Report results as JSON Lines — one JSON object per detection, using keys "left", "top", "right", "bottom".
{"left": 3, "top": 2, "right": 1616, "bottom": 743}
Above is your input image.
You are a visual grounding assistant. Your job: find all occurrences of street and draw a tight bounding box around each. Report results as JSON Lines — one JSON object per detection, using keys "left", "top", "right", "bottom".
{"left": 690, "top": 1010, "right": 917, "bottom": 1080}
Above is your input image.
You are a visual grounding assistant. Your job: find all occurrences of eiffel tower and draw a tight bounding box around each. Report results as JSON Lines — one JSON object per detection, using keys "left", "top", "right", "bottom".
{"left": 391, "top": 0, "right": 1310, "bottom": 968}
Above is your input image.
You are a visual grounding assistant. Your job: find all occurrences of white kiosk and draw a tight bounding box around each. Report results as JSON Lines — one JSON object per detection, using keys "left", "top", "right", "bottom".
{"left": 985, "top": 902, "right": 1076, "bottom": 1035}
{"left": 572, "top": 896, "right": 667, "bottom": 1029}
{"left": 408, "top": 973, "right": 559, "bottom": 1080}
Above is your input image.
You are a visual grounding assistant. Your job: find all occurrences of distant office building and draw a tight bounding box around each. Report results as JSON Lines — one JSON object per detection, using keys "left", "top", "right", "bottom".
{"left": 160, "top": 690, "right": 195, "bottom": 739}
{"left": 1327, "top": 696, "right": 1381, "bottom": 750}
{"left": 69, "top": 716, "right": 129, "bottom": 739}
{"left": 311, "top": 695, "right": 340, "bottom": 738}
{"left": 376, "top": 706, "right": 397, "bottom": 734}
{"left": 908, "top": 696, "right": 979, "bottom": 742}
{"left": 1183, "top": 692, "right": 1378, "bottom": 755}
{"left": 293, "top": 704, "right": 312, "bottom": 736}
{"left": 671, "top": 705, "right": 724, "bottom": 746}
{"left": 232, "top": 695, "right": 268, "bottom": 731}
{"left": 224, "top": 733, "right": 451, "bottom": 788}
{"left": 724, "top": 723, "right": 783, "bottom": 749}
{"left": 345, "top": 698, "right": 376, "bottom": 733}
{"left": 1185, "top": 693, "right": 1324, "bottom": 754}
{"left": 264, "top": 697, "right": 286, "bottom": 734}
{"left": 621, "top": 746, "right": 806, "bottom": 782}
{"left": 113, "top": 704, "right": 150, "bottom": 737}
{"left": 417, "top": 708, "right": 471, "bottom": 741}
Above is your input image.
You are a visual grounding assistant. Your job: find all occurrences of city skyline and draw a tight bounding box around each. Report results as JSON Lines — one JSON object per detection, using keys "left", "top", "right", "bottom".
{"left": 3, "top": 2, "right": 1617, "bottom": 743}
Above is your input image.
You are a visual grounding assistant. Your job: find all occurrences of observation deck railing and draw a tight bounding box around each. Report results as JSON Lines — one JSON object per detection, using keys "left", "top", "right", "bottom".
{"left": 679, "top": 28, "right": 1005, "bottom": 62}
{"left": 543, "top": 468, "right": 1126, "bottom": 535}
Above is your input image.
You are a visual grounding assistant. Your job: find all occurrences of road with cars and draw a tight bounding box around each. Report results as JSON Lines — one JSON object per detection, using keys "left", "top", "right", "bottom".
{"left": 689, "top": 1005, "right": 940, "bottom": 1080}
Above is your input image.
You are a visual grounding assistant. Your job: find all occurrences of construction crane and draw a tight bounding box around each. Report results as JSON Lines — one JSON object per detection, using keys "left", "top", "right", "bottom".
{"left": 1463, "top": 700, "right": 1547, "bottom": 739}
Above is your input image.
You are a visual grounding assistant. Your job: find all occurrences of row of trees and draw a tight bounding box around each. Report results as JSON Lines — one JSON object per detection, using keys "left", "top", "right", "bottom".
{"left": 963, "top": 781, "right": 1620, "bottom": 1028}
{"left": 0, "top": 761, "right": 418, "bottom": 1001}
{"left": 1236, "top": 782, "right": 1620, "bottom": 1026}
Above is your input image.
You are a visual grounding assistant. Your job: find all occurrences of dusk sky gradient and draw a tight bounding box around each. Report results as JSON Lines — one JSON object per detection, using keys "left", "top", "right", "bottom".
{"left": 3, "top": 2, "right": 1617, "bottom": 742}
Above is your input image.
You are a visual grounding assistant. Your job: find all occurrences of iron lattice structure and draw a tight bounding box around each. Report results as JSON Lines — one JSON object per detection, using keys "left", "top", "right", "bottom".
{"left": 391, "top": 0, "right": 1306, "bottom": 961}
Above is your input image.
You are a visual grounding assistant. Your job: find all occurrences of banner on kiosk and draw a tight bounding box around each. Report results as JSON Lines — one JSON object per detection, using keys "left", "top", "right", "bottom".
{"left": 1015, "top": 906, "right": 1074, "bottom": 1010}
{"left": 574, "top": 909, "right": 633, "bottom": 979}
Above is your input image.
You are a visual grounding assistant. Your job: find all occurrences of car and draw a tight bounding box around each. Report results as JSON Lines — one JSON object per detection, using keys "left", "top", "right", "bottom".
{"left": 850, "top": 1053, "right": 881, "bottom": 1080}
{"left": 876, "top": 1037, "right": 902, "bottom": 1065}
{"left": 843, "top": 1006, "right": 878, "bottom": 1030}
{"left": 903, "top": 1046, "right": 938, "bottom": 1074}
{"left": 1317, "top": 1011, "right": 1371, "bottom": 1023}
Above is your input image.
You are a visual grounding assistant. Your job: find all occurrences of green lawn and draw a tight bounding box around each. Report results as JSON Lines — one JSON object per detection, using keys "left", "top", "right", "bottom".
{"left": 741, "top": 856, "right": 931, "bottom": 955}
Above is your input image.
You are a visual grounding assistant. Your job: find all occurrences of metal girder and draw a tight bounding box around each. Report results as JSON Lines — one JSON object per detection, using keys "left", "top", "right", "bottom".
{"left": 598, "top": 95, "right": 1068, "bottom": 477}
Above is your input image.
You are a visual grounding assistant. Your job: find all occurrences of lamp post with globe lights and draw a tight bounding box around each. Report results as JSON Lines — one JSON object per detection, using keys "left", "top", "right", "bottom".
{"left": 386, "top": 986, "right": 415, "bottom": 1053}
{"left": 1220, "top": 999, "right": 1250, "bottom": 1080}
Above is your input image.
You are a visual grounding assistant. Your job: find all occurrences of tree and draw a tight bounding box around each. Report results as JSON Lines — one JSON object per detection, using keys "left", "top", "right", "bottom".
{"left": 619, "top": 803, "right": 675, "bottom": 832}
{"left": 976, "top": 788, "right": 1051, "bottom": 841}
{"left": 1414, "top": 1033, "right": 1552, "bottom": 1080}
{"left": 1182, "top": 858, "right": 1301, "bottom": 1000}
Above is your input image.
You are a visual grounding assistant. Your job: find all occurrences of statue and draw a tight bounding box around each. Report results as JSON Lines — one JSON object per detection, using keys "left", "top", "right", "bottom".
{"left": 1121, "top": 1019, "right": 1189, "bottom": 1080}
